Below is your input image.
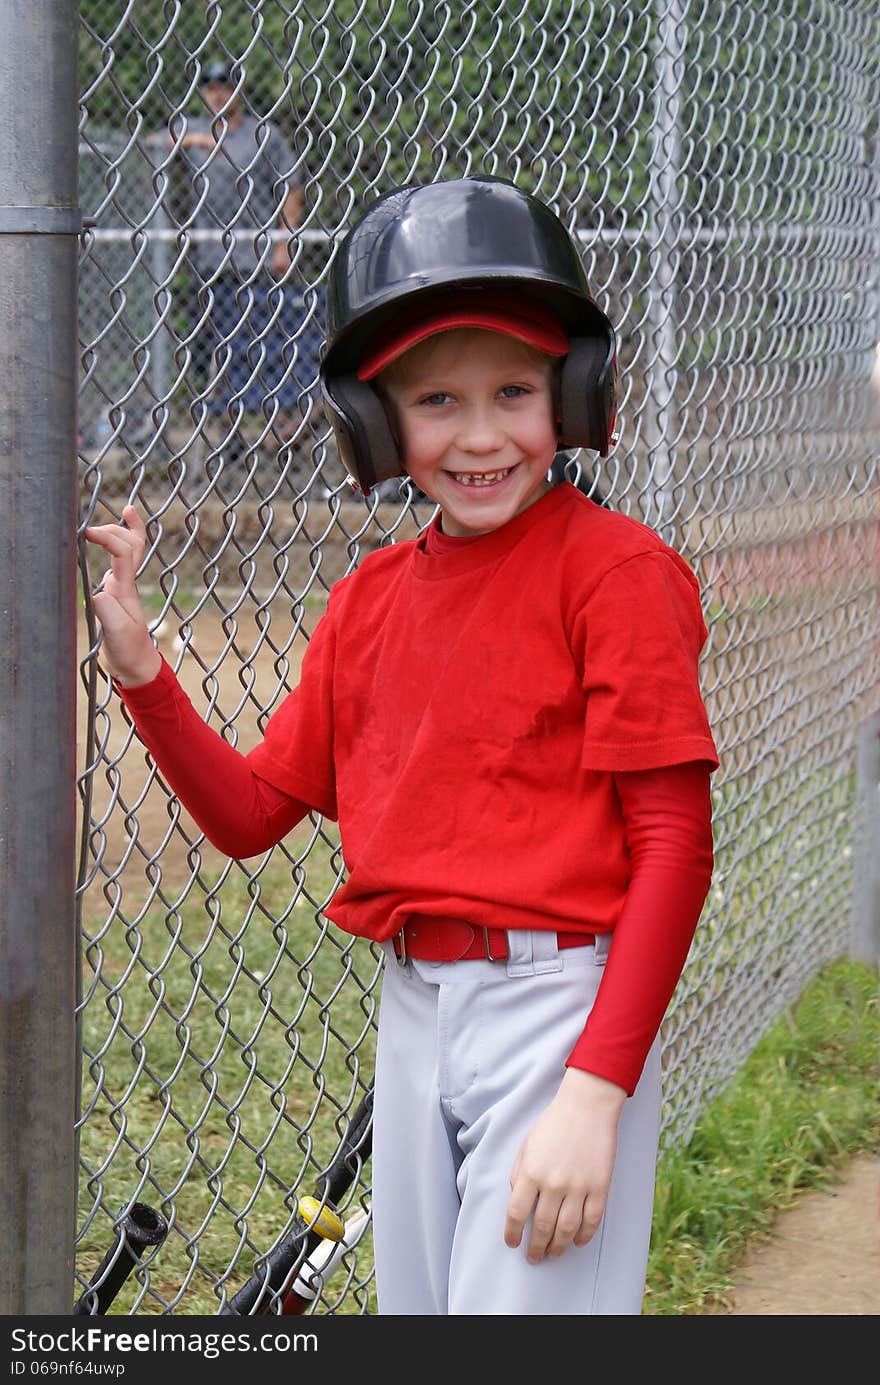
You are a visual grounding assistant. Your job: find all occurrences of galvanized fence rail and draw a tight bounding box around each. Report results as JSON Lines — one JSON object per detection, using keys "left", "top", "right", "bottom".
{"left": 42, "top": 0, "right": 880, "bottom": 1315}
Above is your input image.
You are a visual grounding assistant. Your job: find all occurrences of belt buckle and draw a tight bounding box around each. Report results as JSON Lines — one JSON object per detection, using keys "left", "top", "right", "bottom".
{"left": 481, "top": 926, "right": 503, "bottom": 962}
{"left": 393, "top": 928, "right": 407, "bottom": 966}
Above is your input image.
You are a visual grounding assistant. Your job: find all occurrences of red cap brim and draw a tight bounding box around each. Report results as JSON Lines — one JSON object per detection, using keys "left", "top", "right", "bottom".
{"left": 357, "top": 293, "right": 569, "bottom": 381}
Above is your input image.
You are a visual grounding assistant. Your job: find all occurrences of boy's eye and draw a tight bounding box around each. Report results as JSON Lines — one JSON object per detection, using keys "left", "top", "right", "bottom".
{"left": 418, "top": 391, "right": 453, "bottom": 407}
{"left": 499, "top": 384, "right": 528, "bottom": 399}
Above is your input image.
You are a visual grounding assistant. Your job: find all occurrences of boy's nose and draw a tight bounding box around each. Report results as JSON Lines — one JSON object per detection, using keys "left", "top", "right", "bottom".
{"left": 458, "top": 405, "right": 504, "bottom": 453}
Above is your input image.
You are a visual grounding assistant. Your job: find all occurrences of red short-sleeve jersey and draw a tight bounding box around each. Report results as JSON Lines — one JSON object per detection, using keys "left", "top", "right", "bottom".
{"left": 247, "top": 483, "right": 718, "bottom": 944}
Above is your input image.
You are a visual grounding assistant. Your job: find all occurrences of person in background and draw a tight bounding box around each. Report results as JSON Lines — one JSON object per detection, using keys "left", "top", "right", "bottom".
{"left": 168, "top": 59, "right": 324, "bottom": 474}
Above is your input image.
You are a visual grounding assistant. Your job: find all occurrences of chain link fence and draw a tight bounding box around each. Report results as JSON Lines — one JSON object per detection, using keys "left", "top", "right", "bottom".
{"left": 73, "top": 0, "right": 879, "bottom": 1315}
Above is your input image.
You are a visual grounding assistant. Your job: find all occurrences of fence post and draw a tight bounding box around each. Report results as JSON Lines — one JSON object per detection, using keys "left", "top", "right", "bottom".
{"left": 0, "top": 0, "right": 81, "bottom": 1314}
{"left": 644, "top": 0, "right": 686, "bottom": 547}
{"left": 851, "top": 712, "right": 880, "bottom": 968}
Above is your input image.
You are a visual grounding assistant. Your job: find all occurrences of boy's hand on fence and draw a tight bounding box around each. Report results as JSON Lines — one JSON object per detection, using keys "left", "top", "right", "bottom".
{"left": 504, "top": 1068, "right": 626, "bottom": 1264}
{"left": 83, "top": 504, "right": 162, "bottom": 688}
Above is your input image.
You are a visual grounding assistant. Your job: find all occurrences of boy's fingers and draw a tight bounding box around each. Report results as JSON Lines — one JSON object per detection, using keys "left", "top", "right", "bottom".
{"left": 83, "top": 539, "right": 144, "bottom": 609}
{"left": 503, "top": 1177, "right": 537, "bottom": 1249}
{"left": 83, "top": 523, "right": 133, "bottom": 546}
{"left": 83, "top": 525, "right": 143, "bottom": 565}
{"left": 572, "top": 1195, "right": 605, "bottom": 1247}
{"left": 524, "top": 1192, "right": 563, "bottom": 1263}
{"left": 120, "top": 504, "right": 148, "bottom": 539}
{"left": 546, "top": 1194, "right": 589, "bottom": 1258}
{"left": 84, "top": 506, "right": 148, "bottom": 557}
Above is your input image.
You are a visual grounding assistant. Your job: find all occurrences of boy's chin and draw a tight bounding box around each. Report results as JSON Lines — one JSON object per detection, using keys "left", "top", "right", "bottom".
{"left": 439, "top": 477, "right": 553, "bottom": 537}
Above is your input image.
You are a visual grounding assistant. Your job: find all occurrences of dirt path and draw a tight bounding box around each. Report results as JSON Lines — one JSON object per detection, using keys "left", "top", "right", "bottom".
{"left": 714, "top": 1154, "right": 880, "bottom": 1315}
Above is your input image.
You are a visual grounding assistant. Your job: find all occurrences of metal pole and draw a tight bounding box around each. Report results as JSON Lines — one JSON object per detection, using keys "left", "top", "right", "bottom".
{"left": 0, "top": 0, "right": 81, "bottom": 1314}
{"left": 644, "top": 0, "right": 686, "bottom": 544}
{"left": 851, "top": 713, "right": 880, "bottom": 968}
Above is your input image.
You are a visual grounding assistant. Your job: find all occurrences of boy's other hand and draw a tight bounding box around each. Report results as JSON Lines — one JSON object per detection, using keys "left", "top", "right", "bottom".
{"left": 83, "top": 504, "right": 162, "bottom": 688}
{"left": 504, "top": 1067, "right": 626, "bottom": 1264}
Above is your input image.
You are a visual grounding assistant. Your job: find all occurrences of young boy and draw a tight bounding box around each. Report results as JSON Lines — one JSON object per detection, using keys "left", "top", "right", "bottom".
{"left": 84, "top": 176, "right": 718, "bottom": 1315}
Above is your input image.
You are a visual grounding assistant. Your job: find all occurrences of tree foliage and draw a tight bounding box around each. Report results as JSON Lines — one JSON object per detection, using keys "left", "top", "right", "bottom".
{"left": 78, "top": 0, "right": 658, "bottom": 227}
{"left": 80, "top": 0, "right": 879, "bottom": 235}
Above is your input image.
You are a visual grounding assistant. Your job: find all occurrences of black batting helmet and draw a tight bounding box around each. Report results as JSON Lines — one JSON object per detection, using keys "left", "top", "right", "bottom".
{"left": 320, "top": 176, "right": 619, "bottom": 495}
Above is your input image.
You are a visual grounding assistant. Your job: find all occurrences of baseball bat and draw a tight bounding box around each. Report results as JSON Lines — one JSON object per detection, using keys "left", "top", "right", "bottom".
{"left": 280, "top": 1206, "right": 371, "bottom": 1314}
{"left": 74, "top": 1202, "right": 169, "bottom": 1315}
{"left": 221, "top": 1082, "right": 374, "bottom": 1316}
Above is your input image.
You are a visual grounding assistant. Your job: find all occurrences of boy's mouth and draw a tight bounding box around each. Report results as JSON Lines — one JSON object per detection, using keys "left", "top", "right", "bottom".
{"left": 449, "top": 466, "right": 514, "bottom": 488}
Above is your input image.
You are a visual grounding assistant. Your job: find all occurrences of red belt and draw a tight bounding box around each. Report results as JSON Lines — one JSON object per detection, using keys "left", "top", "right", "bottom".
{"left": 390, "top": 917, "right": 595, "bottom": 965}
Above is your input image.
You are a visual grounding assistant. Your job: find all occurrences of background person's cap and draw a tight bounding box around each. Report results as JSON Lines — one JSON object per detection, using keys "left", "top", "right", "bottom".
{"left": 356, "top": 291, "right": 569, "bottom": 381}
{"left": 202, "top": 59, "right": 234, "bottom": 85}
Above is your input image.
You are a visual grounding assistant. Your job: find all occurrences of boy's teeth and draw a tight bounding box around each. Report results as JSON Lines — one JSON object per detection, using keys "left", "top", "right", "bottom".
{"left": 455, "top": 468, "right": 511, "bottom": 486}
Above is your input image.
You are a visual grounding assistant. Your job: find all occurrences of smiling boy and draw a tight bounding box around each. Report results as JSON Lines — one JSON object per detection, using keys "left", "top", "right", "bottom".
{"left": 85, "top": 176, "right": 718, "bottom": 1315}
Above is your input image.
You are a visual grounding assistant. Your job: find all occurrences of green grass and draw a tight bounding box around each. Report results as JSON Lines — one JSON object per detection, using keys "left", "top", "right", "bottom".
{"left": 644, "top": 957, "right": 879, "bottom": 1315}
{"left": 77, "top": 838, "right": 380, "bottom": 1314}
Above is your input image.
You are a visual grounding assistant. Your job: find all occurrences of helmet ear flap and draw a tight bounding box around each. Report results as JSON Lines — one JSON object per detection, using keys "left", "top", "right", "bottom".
{"left": 557, "top": 333, "right": 619, "bottom": 455}
{"left": 320, "top": 374, "right": 403, "bottom": 495}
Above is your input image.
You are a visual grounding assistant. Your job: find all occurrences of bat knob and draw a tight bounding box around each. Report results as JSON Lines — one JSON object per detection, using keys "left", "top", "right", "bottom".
{"left": 297, "top": 1196, "right": 345, "bottom": 1242}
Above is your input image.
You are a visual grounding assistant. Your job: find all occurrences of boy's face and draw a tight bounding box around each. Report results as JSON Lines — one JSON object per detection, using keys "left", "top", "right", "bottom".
{"left": 380, "top": 330, "right": 558, "bottom": 537}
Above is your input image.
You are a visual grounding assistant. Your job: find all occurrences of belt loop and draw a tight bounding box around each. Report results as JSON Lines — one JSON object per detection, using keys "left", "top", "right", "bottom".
{"left": 505, "top": 930, "right": 551, "bottom": 977}
{"left": 532, "top": 930, "right": 564, "bottom": 974}
{"left": 506, "top": 932, "right": 565, "bottom": 976}
{"left": 593, "top": 931, "right": 611, "bottom": 965}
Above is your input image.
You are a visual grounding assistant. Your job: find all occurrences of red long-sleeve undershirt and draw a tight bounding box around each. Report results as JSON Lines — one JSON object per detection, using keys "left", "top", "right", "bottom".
{"left": 118, "top": 658, "right": 713, "bottom": 1094}
{"left": 119, "top": 658, "right": 313, "bottom": 856}
{"left": 564, "top": 758, "right": 713, "bottom": 1091}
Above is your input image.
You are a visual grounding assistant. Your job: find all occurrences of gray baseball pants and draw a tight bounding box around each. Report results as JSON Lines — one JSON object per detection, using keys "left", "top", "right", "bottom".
{"left": 371, "top": 930, "right": 662, "bottom": 1315}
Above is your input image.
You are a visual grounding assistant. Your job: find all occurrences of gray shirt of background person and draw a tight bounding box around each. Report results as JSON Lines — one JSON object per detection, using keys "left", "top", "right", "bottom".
{"left": 178, "top": 113, "right": 301, "bottom": 279}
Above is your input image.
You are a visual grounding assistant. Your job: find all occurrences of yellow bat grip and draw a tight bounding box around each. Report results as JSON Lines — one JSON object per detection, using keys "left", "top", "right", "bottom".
{"left": 297, "top": 1196, "right": 345, "bottom": 1242}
